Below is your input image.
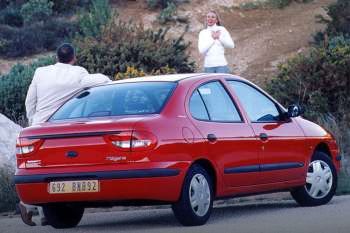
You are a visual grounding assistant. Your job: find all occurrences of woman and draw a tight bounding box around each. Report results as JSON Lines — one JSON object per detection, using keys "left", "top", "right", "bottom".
{"left": 198, "top": 10, "right": 235, "bottom": 73}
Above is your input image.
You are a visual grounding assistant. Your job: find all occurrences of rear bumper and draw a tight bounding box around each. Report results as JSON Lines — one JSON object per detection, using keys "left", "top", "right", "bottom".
{"left": 15, "top": 164, "right": 188, "bottom": 205}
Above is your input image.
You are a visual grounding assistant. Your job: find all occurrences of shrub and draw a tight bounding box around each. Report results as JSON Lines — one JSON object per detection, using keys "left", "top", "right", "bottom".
{"left": 146, "top": 0, "right": 176, "bottom": 9}
{"left": 0, "top": 19, "right": 77, "bottom": 58}
{"left": 0, "top": 56, "right": 55, "bottom": 125}
{"left": 0, "top": 5, "right": 23, "bottom": 27}
{"left": 323, "top": 0, "right": 350, "bottom": 37}
{"left": 315, "top": 0, "right": 350, "bottom": 45}
{"left": 115, "top": 66, "right": 146, "bottom": 80}
{"left": 114, "top": 65, "right": 176, "bottom": 80}
{"left": 158, "top": 2, "right": 176, "bottom": 24}
{"left": 266, "top": 39, "right": 350, "bottom": 122}
{"left": 240, "top": 0, "right": 312, "bottom": 10}
{"left": 0, "top": 166, "right": 19, "bottom": 212}
{"left": 20, "top": 0, "right": 53, "bottom": 24}
{"left": 75, "top": 20, "right": 195, "bottom": 77}
{"left": 52, "top": 0, "right": 89, "bottom": 13}
{"left": 78, "top": 0, "right": 112, "bottom": 38}
{"left": 0, "top": 0, "right": 10, "bottom": 10}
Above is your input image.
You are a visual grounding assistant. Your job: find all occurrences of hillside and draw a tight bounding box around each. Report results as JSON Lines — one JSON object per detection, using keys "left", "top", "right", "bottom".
{"left": 0, "top": 0, "right": 335, "bottom": 85}
{"left": 113, "top": 0, "right": 335, "bottom": 84}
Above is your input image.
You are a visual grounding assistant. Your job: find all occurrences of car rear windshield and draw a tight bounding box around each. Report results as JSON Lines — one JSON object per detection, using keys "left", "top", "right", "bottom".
{"left": 50, "top": 82, "right": 176, "bottom": 121}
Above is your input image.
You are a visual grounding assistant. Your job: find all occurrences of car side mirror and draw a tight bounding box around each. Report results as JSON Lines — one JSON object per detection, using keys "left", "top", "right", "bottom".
{"left": 287, "top": 104, "right": 303, "bottom": 118}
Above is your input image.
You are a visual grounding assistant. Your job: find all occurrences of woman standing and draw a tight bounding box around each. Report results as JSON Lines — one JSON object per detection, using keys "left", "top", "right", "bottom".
{"left": 198, "top": 10, "right": 235, "bottom": 73}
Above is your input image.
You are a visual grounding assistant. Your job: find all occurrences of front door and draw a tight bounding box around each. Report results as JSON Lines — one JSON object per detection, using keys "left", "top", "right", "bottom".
{"left": 227, "top": 80, "right": 307, "bottom": 184}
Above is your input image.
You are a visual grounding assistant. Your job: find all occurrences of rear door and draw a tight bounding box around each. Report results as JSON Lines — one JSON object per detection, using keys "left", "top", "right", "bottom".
{"left": 187, "top": 80, "right": 260, "bottom": 188}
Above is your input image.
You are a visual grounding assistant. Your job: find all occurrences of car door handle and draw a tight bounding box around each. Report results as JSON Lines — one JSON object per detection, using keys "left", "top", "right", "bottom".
{"left": 259, "top": 133, "right": 268, "bottom": 141}
{"left": 207, "top": 134, "right": 217, "bottom": 142}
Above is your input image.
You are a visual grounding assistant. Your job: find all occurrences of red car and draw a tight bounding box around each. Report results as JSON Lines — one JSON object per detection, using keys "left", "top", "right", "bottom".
{"left": 15, "top": 74, "right": 340, "bottom": 228}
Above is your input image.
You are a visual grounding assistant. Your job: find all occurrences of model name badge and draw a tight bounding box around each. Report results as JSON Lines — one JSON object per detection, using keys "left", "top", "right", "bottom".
{"left": 106, "top": 156, "right": 126, "bottom": 162}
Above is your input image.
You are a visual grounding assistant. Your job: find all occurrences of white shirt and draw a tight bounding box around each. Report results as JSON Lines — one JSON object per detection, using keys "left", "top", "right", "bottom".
{"left": 198, "top": 24, "right": 235, "bottom": 68}
{"left": 25, "top": 63, "right": 111, "bottom": 126}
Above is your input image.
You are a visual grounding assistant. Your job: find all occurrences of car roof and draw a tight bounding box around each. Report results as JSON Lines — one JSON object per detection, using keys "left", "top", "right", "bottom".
{"left": 107, "top": 73, "right": 249, "bottom": 85}
{"left": 111, "top": 73, "right": 208, "bottom": 83}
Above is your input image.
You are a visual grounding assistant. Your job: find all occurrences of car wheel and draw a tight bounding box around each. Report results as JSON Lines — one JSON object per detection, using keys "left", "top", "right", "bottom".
{"left": 291, "top": 151, "right": 337, "bottom": 206}
{"left": 172, "top": 164, "right": 213, "bottom": 226}
{"left": 43, "top": 204, "right": 84, "bottom": 229}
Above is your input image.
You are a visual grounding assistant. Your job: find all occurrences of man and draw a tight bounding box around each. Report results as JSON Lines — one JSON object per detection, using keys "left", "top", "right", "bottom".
{"left": 19, "top": 43, "right": 110, "bottom": 226}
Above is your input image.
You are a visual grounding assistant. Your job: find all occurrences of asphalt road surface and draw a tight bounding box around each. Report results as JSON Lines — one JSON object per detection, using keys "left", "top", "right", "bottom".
{"left": 1, "top": 195, "right": 349, "bottom": 233}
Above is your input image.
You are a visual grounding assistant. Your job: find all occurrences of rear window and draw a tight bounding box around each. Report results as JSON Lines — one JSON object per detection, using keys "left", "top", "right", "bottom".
{"left": 50, "top": 82, "right": 176, "bottom": 121}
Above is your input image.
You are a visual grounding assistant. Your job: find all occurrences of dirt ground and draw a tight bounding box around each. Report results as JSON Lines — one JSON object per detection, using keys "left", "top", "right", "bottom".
{"left": 0, "top": 0, "right": 335, "bottom": 85}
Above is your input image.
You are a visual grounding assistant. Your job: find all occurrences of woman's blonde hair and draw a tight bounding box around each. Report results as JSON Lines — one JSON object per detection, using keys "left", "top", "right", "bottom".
{"left": 205, "top": 10, "right": 222, "bottom": 27}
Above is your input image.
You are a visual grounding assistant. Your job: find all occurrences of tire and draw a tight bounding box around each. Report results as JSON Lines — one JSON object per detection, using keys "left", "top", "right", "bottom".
{"left": 43, "top": 204, "right": 84, "bottom": 229}
{"left": 172, "top": 164, "right": 213, "bottom": 226}
{"left": 291, "top": 151, "right": 337, "bottom": 206}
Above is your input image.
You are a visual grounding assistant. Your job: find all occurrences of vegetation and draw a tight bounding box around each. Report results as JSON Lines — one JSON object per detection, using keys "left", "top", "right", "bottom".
{"left": 75, "top": 20, "right": 195, "bottom": 78}
{"left": 239, "top": 0, "right": 312, "bottom": 10}
{"left": 146, "top": 0, "right": 189, "bottom": 24}
{"left": 266, "top": 0, "right": 350, "bottom": 192}
{"left": 314, "top": 0, "right": 350, "bottom": 45}
{"left": 0, "top": 56, "right": 55, "bottom": 125}
{"left": 0, "top": 0, "right": 91, "bottom": 58}
{"left": 78, "top": 0, "right": 112, "bottom": 38}
{"left": 0, "top": 166, "right": 18, "bottom": 212}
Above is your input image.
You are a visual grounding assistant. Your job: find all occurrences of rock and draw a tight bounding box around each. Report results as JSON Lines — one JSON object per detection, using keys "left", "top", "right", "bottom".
{"left": 0, "top": 114, "right": 22, "bottom": 168}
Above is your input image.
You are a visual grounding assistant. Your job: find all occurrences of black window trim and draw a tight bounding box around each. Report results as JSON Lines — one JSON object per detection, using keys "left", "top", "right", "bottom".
{"left": 189, "top": 80, "right": 244, "bottom": 123}
{"left": 226, "top": 79, "right": 290, "bottom": 124}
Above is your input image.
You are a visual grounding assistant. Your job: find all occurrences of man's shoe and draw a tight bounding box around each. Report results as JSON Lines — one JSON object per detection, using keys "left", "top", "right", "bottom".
{"left": 18, "top": 203, "right": 36, "bottom": 226}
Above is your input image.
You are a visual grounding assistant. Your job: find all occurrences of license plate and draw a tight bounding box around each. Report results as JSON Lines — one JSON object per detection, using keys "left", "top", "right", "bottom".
{"left": 48, "top": 180, "right": 99, "bottom": 194}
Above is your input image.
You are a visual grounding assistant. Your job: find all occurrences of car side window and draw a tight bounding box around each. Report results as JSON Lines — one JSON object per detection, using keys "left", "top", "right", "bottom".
{"left": 189, "top": 90, "right": 210, "bottom": 120}
{"left": 190, "top": 81, "right": 241, "bottom": 122}
{"left": 228, "top": 81, "right": 280, "bottom": 122}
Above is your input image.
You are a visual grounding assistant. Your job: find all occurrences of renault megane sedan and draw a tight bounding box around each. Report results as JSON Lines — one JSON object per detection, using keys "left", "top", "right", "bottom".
{"left": 15, "top": 73, "right": 340, "bottom": 228}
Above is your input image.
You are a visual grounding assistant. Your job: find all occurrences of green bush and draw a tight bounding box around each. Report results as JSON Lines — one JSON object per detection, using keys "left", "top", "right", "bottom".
{"left": 78, "top": 0, "right": 112, "bottom": 38}
{"left": 314, "top": 0, "right": 350, "bottom": 45}
{"left": 266, "top": 39, "right": 350, "bottom": 122}
{"left": 52, "top": 0, "right": 89, "bottom": 13}
{"left": 0, "top": 166, "right": 19, "bottom": 212}
{"left": 240, "top": 0, "right": 312, "bottom": 10}
{"left": 158, "top": 2, "right": 176, "bottom": 24}
{"left": 75, "top": 20, "right": 195, "bottom": 77}
{"left": 20, "top": 0, "right": 53, "bottom": 24}
{"left": 0, "top": 56, "right": 55, "bottom": 125}
{"left": 0, "top": 19, "right": 77, "bottom": 58}
{"left": 323, "top": 0, "right": 350, "bottom": 37}
{"left": 0, "top": 5, "right": 23, "bottom": 27}
{"left": 146, "top": 0, "right": 178, "bottom": 9}
{"left": 0, "top": 0, "right": 10, "bottom": 10}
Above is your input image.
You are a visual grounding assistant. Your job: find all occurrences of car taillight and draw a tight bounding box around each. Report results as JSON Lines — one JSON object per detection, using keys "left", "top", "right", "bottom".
{"left": 108, "top": 131, "right": 157, "bottom": 152}
{"left": 16, "top": 138, "right": 43, "bottom": 156}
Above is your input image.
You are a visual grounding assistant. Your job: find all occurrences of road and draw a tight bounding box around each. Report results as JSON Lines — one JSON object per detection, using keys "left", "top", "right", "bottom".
{"left": 1, "top": 195, "right": 349, "bottom": 233}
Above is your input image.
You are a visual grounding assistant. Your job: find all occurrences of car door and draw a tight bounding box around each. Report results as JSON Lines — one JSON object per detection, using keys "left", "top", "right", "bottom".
{"left": 187, "top": 80, "right": 260, "bottom": 189}
{"left": 227, "top": 80, "right": 307, "bottom": 184}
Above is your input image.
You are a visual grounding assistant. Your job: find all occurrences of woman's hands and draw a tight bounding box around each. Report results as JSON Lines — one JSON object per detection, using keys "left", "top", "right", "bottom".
{"left": 211, "top": 30, "right": 221, "bottom": 40}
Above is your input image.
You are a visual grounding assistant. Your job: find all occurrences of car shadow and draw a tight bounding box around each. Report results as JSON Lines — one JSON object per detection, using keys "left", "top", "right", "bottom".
{"left": 76, "top": 200, "right": 300, "bottom": 231}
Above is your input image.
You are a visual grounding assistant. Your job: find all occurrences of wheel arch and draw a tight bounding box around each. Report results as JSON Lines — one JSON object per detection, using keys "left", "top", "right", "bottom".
{"left": 191, "top": 159, "right": 218, "bottom": 197}
{"left": 314, "top": 142, "right": 332, "bottom": 159}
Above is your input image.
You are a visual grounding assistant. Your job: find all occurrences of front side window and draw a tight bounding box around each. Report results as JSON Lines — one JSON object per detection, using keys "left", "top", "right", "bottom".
{"left": 228, "top": 81, "right": 280, "bottom": 122}
{"left": 50, "top": 82, "right": 176, "bottom": 121}
{"left": 189, "top": 81, "right": 241, "bottom": 122}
